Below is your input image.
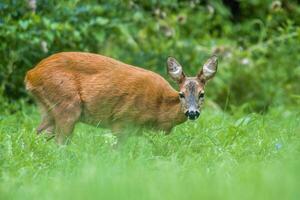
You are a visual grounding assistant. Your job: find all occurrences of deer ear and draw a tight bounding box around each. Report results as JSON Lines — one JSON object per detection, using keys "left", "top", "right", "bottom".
{"left": 198, "top": 55, "right": 218, "bottom": 82}
{"left": 167, "top": 57, "right": 185, "bottom": 83}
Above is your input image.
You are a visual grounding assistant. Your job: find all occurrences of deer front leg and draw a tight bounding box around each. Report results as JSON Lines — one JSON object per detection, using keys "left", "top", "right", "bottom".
{"left": 158, "top": 122, "right": 174, "bottom": 135}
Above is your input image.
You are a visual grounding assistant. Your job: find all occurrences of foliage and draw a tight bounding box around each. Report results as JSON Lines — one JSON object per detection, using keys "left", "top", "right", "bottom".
{"left": 0, "top": 0, "right": 300, "bottom": 112}
{"left": 0, "top": 106, "right": 299, "bottom": 199}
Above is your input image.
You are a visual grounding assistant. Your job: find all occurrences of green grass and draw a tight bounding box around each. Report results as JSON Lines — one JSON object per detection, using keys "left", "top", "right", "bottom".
{"left": 0, "top": 106, "right": 300, "bottom": 200}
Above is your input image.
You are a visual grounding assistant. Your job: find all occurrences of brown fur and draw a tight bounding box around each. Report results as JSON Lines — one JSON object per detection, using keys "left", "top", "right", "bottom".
{"left": 25, "top": 52, "right": 187, "bottom": 144}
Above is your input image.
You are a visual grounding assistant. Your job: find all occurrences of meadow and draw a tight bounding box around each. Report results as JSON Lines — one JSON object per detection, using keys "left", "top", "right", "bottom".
{"left": 1, "top": 105, "right": 299, "bottom": 200}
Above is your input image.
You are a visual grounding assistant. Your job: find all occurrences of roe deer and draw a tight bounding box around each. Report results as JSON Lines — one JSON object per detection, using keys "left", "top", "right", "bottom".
{"left": 25, "top": 52, "right": 218, "bottom": 144}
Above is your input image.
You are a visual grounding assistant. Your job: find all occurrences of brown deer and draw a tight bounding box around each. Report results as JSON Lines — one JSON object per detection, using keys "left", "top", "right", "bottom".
{"left": 25, "top": 52, "right": 218, "bottom": 144}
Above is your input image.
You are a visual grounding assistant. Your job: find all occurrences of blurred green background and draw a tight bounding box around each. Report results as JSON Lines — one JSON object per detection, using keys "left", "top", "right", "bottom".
{"left": 1, "top": 0, "right": 299, "bottom": 113}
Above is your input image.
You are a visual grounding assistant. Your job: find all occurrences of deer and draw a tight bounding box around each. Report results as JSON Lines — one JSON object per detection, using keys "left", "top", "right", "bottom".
{"left": 25, "top": 52, "right": 218, "bottom": 145}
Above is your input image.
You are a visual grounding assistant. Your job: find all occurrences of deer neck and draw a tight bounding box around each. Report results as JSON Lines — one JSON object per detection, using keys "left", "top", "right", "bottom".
{"left": 160, "top": 88, "right": 187, "bottom": 125}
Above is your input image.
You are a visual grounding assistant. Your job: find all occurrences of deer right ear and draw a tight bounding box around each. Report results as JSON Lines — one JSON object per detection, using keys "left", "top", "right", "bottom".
{"left": 167, "top": 57, "right": 185, "bottom": 83}
{"left": 198, "top": 55, "right": 218, "bottom": 82}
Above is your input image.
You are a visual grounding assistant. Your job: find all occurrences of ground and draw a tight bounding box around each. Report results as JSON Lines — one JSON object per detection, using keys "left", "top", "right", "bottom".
{"left": 0, "top": 106, "right": 299, "bottom": 200}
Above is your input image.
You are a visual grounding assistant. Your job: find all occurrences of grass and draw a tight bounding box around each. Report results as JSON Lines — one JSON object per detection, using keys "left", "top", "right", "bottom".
{"left": 0, "top": 106, "right": 300, "bottom": 200}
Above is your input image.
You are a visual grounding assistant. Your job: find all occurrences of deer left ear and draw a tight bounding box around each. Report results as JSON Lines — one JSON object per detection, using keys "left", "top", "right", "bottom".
{"left": 198, "top": 55, "right": 218, "bottom": 82}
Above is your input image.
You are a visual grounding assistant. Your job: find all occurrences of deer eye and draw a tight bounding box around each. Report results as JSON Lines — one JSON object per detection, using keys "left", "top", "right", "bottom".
{"left": 179, "top": 92, "right": 185, "bottom": 98}
{"left": 199, "top": 92, "right": 205, "bottom": 99}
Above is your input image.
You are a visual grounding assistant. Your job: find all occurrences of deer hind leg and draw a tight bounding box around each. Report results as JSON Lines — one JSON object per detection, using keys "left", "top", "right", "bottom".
{"left": 29, "top": 90, "right": 55, "bottom": 136}
{"left": 52, "top": 97, "right": 82, "bottom": 145}
{"left": 28, "top": 71, "right": 83, "bottom": 144}
{"left": 36, "top": 101, "right": 55, "bottom": 136}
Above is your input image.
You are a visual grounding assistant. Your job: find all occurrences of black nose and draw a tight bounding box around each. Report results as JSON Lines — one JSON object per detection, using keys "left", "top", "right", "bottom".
{"left": 185, "top": 110, "right": 200, "bottom": 120}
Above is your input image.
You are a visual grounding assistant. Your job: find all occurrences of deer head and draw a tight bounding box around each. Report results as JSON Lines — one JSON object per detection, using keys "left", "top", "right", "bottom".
{"left": 167, "top": 56, "right": 218, "bottom": 120}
